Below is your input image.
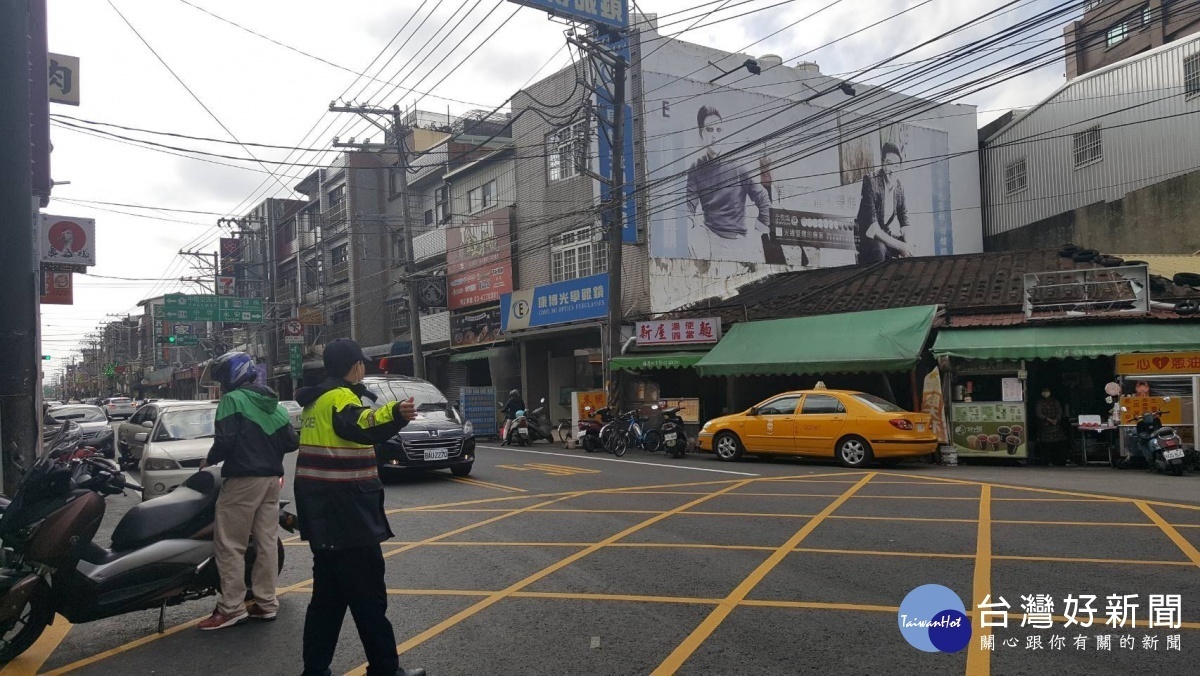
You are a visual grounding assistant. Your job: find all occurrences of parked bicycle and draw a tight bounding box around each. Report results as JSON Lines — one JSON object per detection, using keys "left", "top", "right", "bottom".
{"left": 605, "top": 407, "right": 662, "bottom": 457}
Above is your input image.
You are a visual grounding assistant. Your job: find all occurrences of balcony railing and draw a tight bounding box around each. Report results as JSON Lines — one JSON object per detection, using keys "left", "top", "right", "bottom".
{"left": 413, "top": 227, "right": 447, "bottom": 263}
{"left": 323, "top": 200, "right": 347, "bottom": 226}
{"left": 328, "top": 262, "right": 349, "bottom": 283}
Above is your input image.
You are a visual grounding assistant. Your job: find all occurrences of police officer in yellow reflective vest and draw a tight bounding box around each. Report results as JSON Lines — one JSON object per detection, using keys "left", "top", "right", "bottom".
{"left": 294, "top": 339, "right": 426, "bottom": 676}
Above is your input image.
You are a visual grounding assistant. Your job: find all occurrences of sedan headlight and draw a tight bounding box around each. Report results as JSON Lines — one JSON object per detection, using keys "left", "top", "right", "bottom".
{"left": 701, "top": 421, "right": 713, "bottom": 432}
{"left": 463, "top": 420, "right": 474, "bottom": 438}
{"left": 144, "top": 457, "right": 181, "bottom": 471}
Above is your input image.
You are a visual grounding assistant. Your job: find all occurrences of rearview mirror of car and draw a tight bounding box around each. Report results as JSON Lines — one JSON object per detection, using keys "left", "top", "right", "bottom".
{"left": 748, "top": 407, "right": 758, "bottom": 416}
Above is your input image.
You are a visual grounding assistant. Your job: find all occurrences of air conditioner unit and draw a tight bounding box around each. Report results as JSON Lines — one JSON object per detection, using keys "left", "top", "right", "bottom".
{"left": 172, "top": 362, "right": 184, "bottom": 369}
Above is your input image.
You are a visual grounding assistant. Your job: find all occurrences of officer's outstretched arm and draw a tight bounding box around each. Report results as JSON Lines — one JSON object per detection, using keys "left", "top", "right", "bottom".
{"left": 331, "top": 400, "right": 409, "bottom": 445}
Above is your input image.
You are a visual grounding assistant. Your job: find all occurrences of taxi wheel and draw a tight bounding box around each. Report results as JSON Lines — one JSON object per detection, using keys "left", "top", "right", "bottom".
{"left": 713, "top": 432, "right": 743, "bottom": 462}
{"left": 836, "top": 435, "right": 873, "bottom": 469}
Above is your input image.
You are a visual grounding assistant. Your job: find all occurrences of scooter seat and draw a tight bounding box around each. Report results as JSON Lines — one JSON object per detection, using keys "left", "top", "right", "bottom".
{"left": 110, "top": 471, "right": 219, "bottom": 551}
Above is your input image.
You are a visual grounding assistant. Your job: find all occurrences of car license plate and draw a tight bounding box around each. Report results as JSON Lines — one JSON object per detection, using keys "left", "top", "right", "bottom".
{"left": 917, "top": 424, "right": 926, "bottom": 433}
{"left": 1163, "top": 449, "right": 1184, "bottom": 461}
{"left": 424, "top": 449, "right": 449, "bottom": 461}
{"left": 664, "top": 433, "right": 678, "bottom": 441}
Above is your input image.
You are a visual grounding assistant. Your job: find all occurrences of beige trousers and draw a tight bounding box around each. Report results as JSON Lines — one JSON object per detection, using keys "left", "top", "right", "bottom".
{"left": 214, "top": 476, "right": 281, "bottom": 615}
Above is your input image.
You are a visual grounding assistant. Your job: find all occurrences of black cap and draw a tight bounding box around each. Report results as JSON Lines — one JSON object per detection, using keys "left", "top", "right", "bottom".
{"left": 323, "top": 338, "right": 365, "bottom": 379}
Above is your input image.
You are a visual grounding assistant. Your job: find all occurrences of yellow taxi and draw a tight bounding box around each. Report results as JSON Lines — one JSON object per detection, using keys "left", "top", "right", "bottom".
{"left": 696, "top": 389, "right": 937, "bottom": 468}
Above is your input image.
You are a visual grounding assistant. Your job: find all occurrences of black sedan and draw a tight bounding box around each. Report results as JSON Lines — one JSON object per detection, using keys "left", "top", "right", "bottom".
{"left": 45, "top": 404, "right": 115, "bottom": 458}
{"left": 359, "top": 375, "right": 476, "bottom": 477}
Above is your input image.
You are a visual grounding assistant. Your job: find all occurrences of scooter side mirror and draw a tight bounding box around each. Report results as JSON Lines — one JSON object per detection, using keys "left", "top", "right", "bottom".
{"left": 540, "top": 398, "right": 546, "bottom": 404}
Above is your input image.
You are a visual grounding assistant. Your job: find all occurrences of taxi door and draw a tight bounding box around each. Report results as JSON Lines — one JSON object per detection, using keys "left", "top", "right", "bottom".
{"left": 742, "top": 395, "right": 802, "bottom": 454}
{"left": 794, "top": 393, "right": 848, "bottom": 455}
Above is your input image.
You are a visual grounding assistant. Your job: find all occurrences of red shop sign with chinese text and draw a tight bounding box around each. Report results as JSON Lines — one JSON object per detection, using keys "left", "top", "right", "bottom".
{"left": 635, "top": 318, "right": 722, "bottom": 346}
{"left": 446, "top": 206, "right": 513, "bottom": 310}
{"left": 1116, "top": 352, "right": 1200, "bottom": 376}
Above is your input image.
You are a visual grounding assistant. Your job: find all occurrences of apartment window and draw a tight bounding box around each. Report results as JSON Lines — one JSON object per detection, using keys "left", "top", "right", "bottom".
{"left": 550, "top": 227, "right": 607, "bottom": 283}
{"left": 547, "top": 120, "right": 588, "bottom": 182}
{"left": 1004, "top": 158, "right": 1028, "bottom": 196}
{"left": 1186, "top": 54, "right": 1200, "bottom": 97}
{"left": 1106, "top": 22, "right": 1127, "bottom": 47}
{"left": 279, "top": 219, "right": 296, "bottom": 242}
{"left": 331, "top": 244, "right": 348, "bottom": 266}
{"left": 332, "top": 307, "right": 351, "bottom": 325}
{"left": 435, "top": 185, "right": 449, "bottom": 223}
{"left": 424, "top": 209, "right": 434, "bottom": 227}
{"left": 467, "top": 180, "right": 496, "bottom": 214}
{"left": 388, "top": 169, "right": 402, "bottom": 198}
{"left": 1142, "top": 5, "right": 1152, "bottom": 27}
{"left": 327, "top": 185, "right": 345, "bottom": 207}
{"left": 1072, "top": 125, "right": 1103, "bottom": 168}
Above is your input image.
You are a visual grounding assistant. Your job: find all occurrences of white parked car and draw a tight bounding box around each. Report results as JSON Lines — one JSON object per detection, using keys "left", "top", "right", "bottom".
{"left": 103, "top": 397, "right": 138, "bottom": 420}
{"left": 137, "top": 402, "right": 217, "bottom": 501}
{"left": 281, "top": 400, "right": 303, "bottom": 432}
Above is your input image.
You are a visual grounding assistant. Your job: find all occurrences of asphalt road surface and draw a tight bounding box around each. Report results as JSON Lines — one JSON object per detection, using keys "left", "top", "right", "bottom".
{"left": 6, "top": 440, "right": 1200, "bottom": 676}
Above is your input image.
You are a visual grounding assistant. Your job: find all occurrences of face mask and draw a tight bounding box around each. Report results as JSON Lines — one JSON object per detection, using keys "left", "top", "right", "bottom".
{"left": 1041, "top": 392, "right": 1051, "bottom": 399}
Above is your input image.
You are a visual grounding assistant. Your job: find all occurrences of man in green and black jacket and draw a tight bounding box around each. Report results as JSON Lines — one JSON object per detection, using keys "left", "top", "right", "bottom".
{"left": 199, "top": 351, "right": 299, "bottom": 631}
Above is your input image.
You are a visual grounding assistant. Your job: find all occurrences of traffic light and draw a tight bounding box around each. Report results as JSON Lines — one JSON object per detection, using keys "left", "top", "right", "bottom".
{"left": 41, "top": 355, "right": 51, "bottom": 360}
{"left": 155, "top": 335, "right": 177, "bottom": 344}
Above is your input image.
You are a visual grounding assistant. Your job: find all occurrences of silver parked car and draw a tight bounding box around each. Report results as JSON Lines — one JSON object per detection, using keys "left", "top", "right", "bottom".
{"left": 281, "top": 400, "right": 303, "bottom": 432}
{"left": 137, "top": 402, "right": 217, "bottom": 501}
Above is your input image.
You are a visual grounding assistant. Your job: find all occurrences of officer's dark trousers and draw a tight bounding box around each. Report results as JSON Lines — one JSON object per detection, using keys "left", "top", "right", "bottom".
{"left": 302, "top": 544, "right": 399, "bottom": 676}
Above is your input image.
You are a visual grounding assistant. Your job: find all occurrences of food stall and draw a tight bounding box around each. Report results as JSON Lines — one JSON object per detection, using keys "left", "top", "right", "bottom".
{"left": 1114, "top": 352, "right": 1199, "bottom": 458}
{"left": 946, "top": 359, "right": 1029, "bottom": 460}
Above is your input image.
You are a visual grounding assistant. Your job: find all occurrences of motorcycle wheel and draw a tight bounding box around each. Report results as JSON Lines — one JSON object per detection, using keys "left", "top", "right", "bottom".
{"left": 1171, "top": 463, "right": 1184, "bottom": 477}
{"left": 519, "top": 435, "right": 532, "bottom": 447}
{"left": 583, "top": 437, "right": 599, "bottom": 453}
{"left": 0, "top": 582, "right": 52, "bottom": 666}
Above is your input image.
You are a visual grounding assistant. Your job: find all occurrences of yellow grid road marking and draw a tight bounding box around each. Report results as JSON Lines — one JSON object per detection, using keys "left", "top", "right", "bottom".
{"left": 495, "top": 462, "right": 602, "bottom": 476}
{"left": 446, "top": 476, "right": 528, "bottom": 493}
{"left": 967, "top": 484, "right": 991, "bottom": 676}
{"left": 1137, "top": 501, "right": 1200, "bottom": 568}
{"left": 652, "top": 473, "right": 877, "bottom": 675}
{"left": 348, "top": 479, "right": 762, "bottom": 675}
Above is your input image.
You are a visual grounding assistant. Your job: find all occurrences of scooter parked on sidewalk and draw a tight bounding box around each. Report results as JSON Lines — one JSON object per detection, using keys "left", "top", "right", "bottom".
{"left": 1136, "top": 410, "right": 1194, "bottom": 476}
{"left": 658, "top": 407, "right": 689, "bottom": 459}
{"left": 578, "top": 406, "right": 613, "bottom": 453}
{"left": 0, "top": 422, "right": 295, "bottom": 665}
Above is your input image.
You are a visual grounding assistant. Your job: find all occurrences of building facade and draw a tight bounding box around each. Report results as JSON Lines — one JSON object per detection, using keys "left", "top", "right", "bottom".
{"left": 1064, "top": 0, "right": 1200, "bottom": 79}
{"left": 982, "top": 35, "right": 1200, "bottom": 252}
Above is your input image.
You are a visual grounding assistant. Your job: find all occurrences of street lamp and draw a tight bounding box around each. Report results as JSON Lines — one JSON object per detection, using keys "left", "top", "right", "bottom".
{"left": 708, "top": 59, "right": 762, "bottom": 83}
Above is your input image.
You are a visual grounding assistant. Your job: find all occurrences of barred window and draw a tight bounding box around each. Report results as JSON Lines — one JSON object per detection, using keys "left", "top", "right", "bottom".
{"left": 1185, "top": 54, "right": 1200, "bottom": 97}
{"left": 331, "top": 244, "right": 348, "bottom": 266}
{"left": 1072, "top": 126, "right": 1103, "bottom": 169}
{"left": 1106, "top": 22, "right": 1127, "bottom": 47}
{"left": 1004, "top": 159, "right": 1028, "bottom": 196}
{"left": 550, "top": 227, "right": 607, "bottom": 283}
{"left": 547, "top": 120, "right": 588, "bottom": 182}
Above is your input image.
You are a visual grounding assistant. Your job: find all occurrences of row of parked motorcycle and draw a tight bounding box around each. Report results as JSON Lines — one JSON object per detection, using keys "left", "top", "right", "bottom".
{"left": 497, "top": 399, "right": 691, "bottom": 459}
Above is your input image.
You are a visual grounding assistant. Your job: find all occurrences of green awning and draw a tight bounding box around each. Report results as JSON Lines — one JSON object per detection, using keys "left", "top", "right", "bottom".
{"left": 448, "top": 348, "right": 497, "bottom": 363}
{"left": 693, "top": 305, "right": 938, "bottom": 377}
{"left": 609, "top": 352, "right": 707, "bottom": 371}
{"left": 933, "top": 323, "right": 1200, "bottom": 361}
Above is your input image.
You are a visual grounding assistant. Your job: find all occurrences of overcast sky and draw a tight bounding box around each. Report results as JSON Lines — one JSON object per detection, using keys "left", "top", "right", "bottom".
{"left": 41, "top": 0, "right": 1073, "bottom": 381}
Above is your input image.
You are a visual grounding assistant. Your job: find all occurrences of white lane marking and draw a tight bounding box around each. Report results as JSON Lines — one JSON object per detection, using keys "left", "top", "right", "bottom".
{"left": 475, "top": 444, "right": 759, "bottom": 476}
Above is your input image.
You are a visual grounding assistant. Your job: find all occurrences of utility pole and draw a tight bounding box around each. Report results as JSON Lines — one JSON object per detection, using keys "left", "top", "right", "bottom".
{"left": 1, "top": 1, "right": 39, "bottom": 494}
{"left": 330, "top": 103, "right": 424, "bottom": 379}
{"left": 567, "top": 29, "right": 629, "bottom": 414}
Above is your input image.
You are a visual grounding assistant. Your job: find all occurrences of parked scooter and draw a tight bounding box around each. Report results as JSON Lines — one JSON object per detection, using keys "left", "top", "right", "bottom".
{"left": 578, "top": 406, "right": 613, "bottom": 453}
{"left": 1137, "top": 411, "right": 1191, "bottom": 476}
{"left": 525, "top": 398, "right": 553, "bottom": 443}
{"left": 658, "top": 407, "right": 689, "bottom": 459}
{"left": 0, "top": 422, "right": 296, "bottom": 665}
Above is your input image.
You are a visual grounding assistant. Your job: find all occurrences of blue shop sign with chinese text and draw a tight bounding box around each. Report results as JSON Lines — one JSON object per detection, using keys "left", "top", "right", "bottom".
{"left": 500, "top": 273, "right": 609, "bottom": 331}
{"left": 508, "top": 0, "right": 628, "bottom": 30}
